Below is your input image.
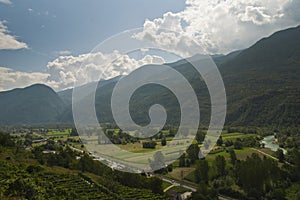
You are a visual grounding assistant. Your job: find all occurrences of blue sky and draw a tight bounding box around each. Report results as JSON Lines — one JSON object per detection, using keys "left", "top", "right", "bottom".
{"left": 0, "top": 0, "right": 299, "bottom": 91}
{"left": 0, "top": 0, "right": 185, "bottom": 72}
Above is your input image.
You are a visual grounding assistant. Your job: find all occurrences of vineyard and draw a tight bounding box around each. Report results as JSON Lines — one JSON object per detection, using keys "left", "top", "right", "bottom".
{"left": 0, "top": 161, "right": 168, "bottom": 200}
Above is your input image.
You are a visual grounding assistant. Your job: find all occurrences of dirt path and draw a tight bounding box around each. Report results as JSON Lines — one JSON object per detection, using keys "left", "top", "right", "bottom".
{"left": 251, "top": 148, "right": 278, "bottom": 160}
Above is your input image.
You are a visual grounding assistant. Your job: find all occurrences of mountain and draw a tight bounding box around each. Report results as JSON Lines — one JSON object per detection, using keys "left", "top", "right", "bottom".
{"left": 0, "top": 84, "right": 65, "bottom": 125}
{"left": 57, "top": 75, "right": 123, "bottom": 106}
{"left": 90, "top": 25, "right": 300, "bottom": 127}
{"left": 219, "top": 25, "right": 300, "bottom": 127}
{"left": 223, "top": 26, "right": 300, "bottom": 68}
{"left": 0, "top": 25, "right": 299, "bottom": 127}
{"left": 86, "top": 25, "right": 300, "bottom": 127}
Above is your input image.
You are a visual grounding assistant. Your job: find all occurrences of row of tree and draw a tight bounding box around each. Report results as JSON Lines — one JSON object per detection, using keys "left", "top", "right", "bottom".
{"left": 192, "top": 148, "right": 300, "bottom": 199}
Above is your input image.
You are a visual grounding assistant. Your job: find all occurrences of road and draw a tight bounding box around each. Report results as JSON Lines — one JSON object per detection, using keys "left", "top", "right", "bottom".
{"left": 69, "top": 145, "right": 85, "bottom": 153}
{"left": 163, "top": 185, "right": 175, "bottom": 193}
{"left": 251, "top": 148, "right": 279, "bottom": 160}
{"left": 251, "top": 148, "right": 292, "bottom": 166}
{"left": 160, "top": 176, "right": 197, "bottom": 192}
{"left": 158, "top": 176, "right": 237, "bottom": 200}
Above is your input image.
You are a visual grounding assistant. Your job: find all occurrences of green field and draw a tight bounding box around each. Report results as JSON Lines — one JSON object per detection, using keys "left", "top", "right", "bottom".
{"left": 221, "top": 132, "right": 259, "bottom": 141}
{"left": 46, "top": 129, "right": 71, "bottom": 137}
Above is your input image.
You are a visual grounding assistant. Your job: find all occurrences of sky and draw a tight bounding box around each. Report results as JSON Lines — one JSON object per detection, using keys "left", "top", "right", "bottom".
{"left": 0, "top": 0, "right": 300, "bottom": 91}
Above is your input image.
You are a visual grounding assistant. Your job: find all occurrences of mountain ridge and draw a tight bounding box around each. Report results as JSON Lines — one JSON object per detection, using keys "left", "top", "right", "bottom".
{"left": 0, "top": 25, "right": 300, "bottom": 127}
{"left": 0, "top": 84, "right": 65, "bottom": 125}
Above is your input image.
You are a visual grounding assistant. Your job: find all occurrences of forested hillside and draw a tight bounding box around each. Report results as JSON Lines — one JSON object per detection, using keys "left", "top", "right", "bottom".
{"left": 0, "top": 26, "right": 300, "bottom": 128}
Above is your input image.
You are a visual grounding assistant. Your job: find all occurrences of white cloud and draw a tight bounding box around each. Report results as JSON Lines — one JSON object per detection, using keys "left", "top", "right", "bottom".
{"left": 135, "top": 0, "right": 300, "bottom": 55}
{"left": 46, "top": 51, "right": 165, "bottom": 91}
{"left": 0, "top": 51, "right": 165, "bottom": 92}
{"left": 0, "top": 53, "right": 156, "bottom": 91}
{"left": 0, "top": 21, "right": 28, "bottom": 50}
{"left": 0, "top": 67, "right": 49, "bottom": 91}
{"left": 0, "top": 0, "right": 11, "bottom": 4}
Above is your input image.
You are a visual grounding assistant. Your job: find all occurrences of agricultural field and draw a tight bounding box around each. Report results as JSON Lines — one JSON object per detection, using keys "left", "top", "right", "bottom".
{"left": 221, "top": 132, "right": 260, "bottom": 141}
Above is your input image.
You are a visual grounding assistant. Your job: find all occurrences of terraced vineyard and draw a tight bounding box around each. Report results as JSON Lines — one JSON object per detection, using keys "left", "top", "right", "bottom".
{"left": 0, "top": 161, "right": 168, "bottom": 200}
{"left": 85, "top": 173, "right": 168, "bottom": 200}
{"left": 38, "top": 173, "right": 116, "bottom": 200}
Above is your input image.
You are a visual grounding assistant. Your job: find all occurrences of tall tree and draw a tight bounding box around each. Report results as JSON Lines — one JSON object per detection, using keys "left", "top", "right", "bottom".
{"left": 276, "top": 149, "right": 284, "bottom": 163}
{"left": 196, "top": 130, "right": 206, "bottom": 144}
{"left": 229, "top": 149, "right": 237, "bottom": 165}
{"left": 215, "top": 155, "right": 226, "bottom": 176}
{"left": 179, "top": 153, "right": 186, "bottom": 167}
{"left": 161, "top": 137, "right": 167, "bottom": 146}
{"left": 187, "top": 144, "right": 200, "bottom": 164}
{"left": 217, "top": 136, "right": 223, "bottom": 146}
{"left": 235, "top": 153, "right": 281, "bottom": 198}
{"left": 195, "top": 159, "right": 209, "bottom": 183}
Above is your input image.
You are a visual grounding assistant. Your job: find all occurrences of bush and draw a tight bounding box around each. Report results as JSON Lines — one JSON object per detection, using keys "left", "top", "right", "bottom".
{"left": 0, "top": 133, "right": 15, "bottom": 147}
{"left": 142, "top": 141, "right": 156, "bottom": 149}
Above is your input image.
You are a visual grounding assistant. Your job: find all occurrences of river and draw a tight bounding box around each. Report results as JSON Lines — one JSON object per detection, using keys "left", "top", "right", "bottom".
{"left": 261, "top": 135, "right": 287, "bottom": 154}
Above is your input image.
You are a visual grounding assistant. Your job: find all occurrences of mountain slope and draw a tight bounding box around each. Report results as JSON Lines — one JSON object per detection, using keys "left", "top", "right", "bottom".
{"left": 0, "top": 84, "right": 65, "bottom": 125}
{"left": 0, "top": 25, "right": 300, "bottom": 127}
{"left": 91, "top": 25, "right": 300, "bottom": 127}
{"left": 220, "top": 25, "right": 300, "bottom": 127}
{"left": 57, "top": 76, "right": 123, "bottom": 106}
{"left": 90, "top": 25, "right": 300, "bottom": 127}
{"left": 223, "top": 25, "right": 300, "bottom": 68}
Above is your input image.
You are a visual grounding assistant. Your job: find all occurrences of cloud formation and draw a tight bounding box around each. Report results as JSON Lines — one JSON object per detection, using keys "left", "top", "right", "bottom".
{"left": 0, "top": 21, "right": 28, "bottom": 50}
{"left": 0, "top": 67, "right": 48, "bottom": 91}
{"left": 135, "top": 0, "right": 300, "bottom": 55}
{"left": 0, "top": 52, "right": 165, "bottom": 91}
{"left": 0, "top": 0, "right": 11, "bottom": 4}
{"left": 46, "top": 51, "right": 165, "bottom": 90}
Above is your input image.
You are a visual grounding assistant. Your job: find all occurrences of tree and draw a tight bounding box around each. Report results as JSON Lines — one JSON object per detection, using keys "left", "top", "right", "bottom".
{"left": 276, "top": 149, "right": 284, "bottom": 163}
{"left": 161, "top": 137, "right": 167, "bottom": 146}
{"left": 266, "top": 188, "right": 286, "bottom": 200}
{"left": 179, "top": 153, "right": 186, "bottom": 167}
{"left": 195, "top": 159, "right": 209, "bottom": 183}
{"left": 192, "top": 181, "right": 218, "bottom": 200}
{"left": 215, "top": 155, "right": 226, "bottom": 176}
{"left": 291, "top": 149, "right": 300, "bottom": 181}
{"left": 217, "top": 136, "right": 223, "bottom": 146}
{"left": 148, "top": 177, "right": 163, "bottom": 194}
{"left": 167, "top": 164, "right": 173, "bottom": 172}
{"left": 225, "top": 140, "right": 233, "bottom": 147}
{"left": 228, "top": 149, "right": 237, "bottom": 165}
{"left": 5, "top": 178, "right": 37, "bottom": 199}
{"left": 70, "top": 128, "right": 78, "bottom": 136}
{"left": 196, "top": 130, "right": 206, "bottom": 144}
{"left": 186, "top": 159, "right": 191, "bottom": 167}
{"left": 142, "top": 141, "right": 156, "bottom": 149}
{"left": 234, "top": 140, "right": 243, "bottom": 150}
{"left": 296, "top": 191, "right": 300, "bottom": 200}
{"left": 0, "top": 133, "right": 15, "bottom": 147}
{"left": 235, "top": 153, "right": 281, "bottom": 199}
{"left": 186, "top": 144, "right": 200, "bottom": 164}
